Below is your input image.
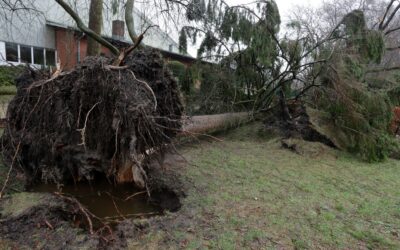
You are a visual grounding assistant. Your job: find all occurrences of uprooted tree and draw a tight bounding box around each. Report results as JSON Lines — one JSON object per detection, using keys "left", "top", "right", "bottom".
{"left": 179, "top": 0, "right": 400, "bottom": 161}
{"left": 287, "top": 0, "right": 400, "bottom": 161}
{"left": 0, "top": 0, "right": 183, "bottom": 196}
{"left": 179, "top": 0, "right": 338, "bottom": 118}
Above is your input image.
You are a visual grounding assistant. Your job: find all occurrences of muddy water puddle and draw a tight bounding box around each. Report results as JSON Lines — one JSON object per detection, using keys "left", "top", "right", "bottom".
{"left": 29, "top": 180, "right": 162, "bottom": 223}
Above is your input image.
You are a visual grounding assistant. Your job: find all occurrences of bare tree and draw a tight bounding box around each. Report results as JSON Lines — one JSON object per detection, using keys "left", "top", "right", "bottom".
{"left": 55, "top": 0, "right": 120, "bottom": 56}
{"left": 87, "top": 0, "right": 104, "bottom": 56}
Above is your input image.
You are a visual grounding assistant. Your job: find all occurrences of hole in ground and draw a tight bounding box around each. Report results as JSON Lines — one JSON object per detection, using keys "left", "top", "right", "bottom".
{"left": 27, "top": 178, "right": 169, "bottom": 227}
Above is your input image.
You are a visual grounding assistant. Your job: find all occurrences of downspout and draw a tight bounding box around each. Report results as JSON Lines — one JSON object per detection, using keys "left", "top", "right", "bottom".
{"left": 77, "top": 32, "right": 84, "bottom": 63}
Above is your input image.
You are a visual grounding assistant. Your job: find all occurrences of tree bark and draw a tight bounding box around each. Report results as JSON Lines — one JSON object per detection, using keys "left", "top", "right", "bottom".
{"left": 87, "top": 0, "right": 103, "bottom": 56}
{"left": 278, "top": 87, "right": 292, "bottom": 122}
{"left": 55, "top": 0, "right": 119, "bottom": 56}
{"left": 125, "top": 0, "right": 136, "bottom": 43}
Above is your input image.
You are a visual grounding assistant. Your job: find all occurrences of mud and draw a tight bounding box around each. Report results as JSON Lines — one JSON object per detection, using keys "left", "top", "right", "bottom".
{"left": 0, "top": 152, "right": 187, "bottom": 249}
{"left": 0, "top": 193, "right": 99, "bottom": 249}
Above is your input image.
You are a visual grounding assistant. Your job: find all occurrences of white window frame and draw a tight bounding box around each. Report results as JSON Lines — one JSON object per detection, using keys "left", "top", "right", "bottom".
{"left": 17, "top": 44, "right": 21, "bottom": 63}
{"left": 0, "top": 41, "right": 57, "bottom": 69}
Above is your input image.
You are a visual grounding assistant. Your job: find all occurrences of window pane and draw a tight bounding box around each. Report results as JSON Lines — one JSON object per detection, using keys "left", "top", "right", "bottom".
{"left": 46, "top": 50, "right": 55, "bottom": 66}
{"left": 34, "top": 48, "right": 44, "bottom": 65}
{"left": 20, "top": 46, "right": 32, "bottom": 63}
{"left": 5, "top": 43, "right": 18, "bottom": 62}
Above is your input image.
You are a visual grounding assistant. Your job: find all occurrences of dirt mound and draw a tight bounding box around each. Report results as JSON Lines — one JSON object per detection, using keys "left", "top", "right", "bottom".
{"left": 1, "top": 48, "right": 183, "bottom": 188}
{"left": 264, "top": 102, "right": 336, "bottom": 148}
{"left": 281, "top": 138, "right": 338, "bottom": 159}
{"left": 0, "top": 192, "right": 99, "bottom": 249}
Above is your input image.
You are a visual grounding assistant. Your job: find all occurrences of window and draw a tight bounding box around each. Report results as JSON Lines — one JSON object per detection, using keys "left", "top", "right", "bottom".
{"left": 5, "top": 43, "right": 18, "bottom": 62}
{"left": 20, "top": 45, "right": 32, "bottom": 63}
{"left": 34, "top": 48, "right": 44, "bottom": 65}
{"left": 3, "top": 42, "right": 56, "bottom": 66}
{"left": 46, "top": 50, "right": 55, "bottom": 66}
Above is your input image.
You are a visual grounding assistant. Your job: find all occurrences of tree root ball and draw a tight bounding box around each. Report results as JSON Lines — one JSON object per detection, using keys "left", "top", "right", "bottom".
{"left": 1, "top": 49, "right": 183, "bottom": 188}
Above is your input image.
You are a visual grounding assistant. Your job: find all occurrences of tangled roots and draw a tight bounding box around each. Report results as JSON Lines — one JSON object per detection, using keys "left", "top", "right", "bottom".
{"left": 2, "top": 48, "right": 183, "bottom": 188}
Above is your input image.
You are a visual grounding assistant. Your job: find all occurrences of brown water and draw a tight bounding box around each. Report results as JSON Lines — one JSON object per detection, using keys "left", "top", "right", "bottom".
{"left": 29, "top": 180, "right": 162, "bottom": 223}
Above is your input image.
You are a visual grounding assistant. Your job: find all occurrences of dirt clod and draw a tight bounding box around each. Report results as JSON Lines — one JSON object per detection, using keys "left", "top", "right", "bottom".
{"left": 264, "top": 102, "right": 336, "bottom": 148}
{"left": 0, "top": 192, "right": 99, "bottom": 249}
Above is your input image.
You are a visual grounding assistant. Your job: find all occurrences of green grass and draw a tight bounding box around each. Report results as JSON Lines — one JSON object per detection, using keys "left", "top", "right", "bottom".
{"left": 0, "top": 122, "right": 399, "bottom": 248}
{"left": 0, "top": 94, "right": 14, "bottom": 119}
{"left": 0, "top": 86, "right": 17, "bottom": 95}
{"left": 135, "top": 122, "right": 400, "bottom": 249}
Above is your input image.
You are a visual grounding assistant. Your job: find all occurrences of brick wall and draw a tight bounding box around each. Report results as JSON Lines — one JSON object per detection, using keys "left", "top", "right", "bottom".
{"left": 55, "top": 29, "right": 112, "bottom": 70}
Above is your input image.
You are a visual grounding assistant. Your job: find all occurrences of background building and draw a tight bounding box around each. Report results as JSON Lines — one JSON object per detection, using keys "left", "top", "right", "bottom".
{"left": 0, "top": 0, "right": 193, "bottom": 69}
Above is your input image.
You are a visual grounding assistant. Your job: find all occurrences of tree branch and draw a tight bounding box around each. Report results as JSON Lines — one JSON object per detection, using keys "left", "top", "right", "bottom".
{"left": 385, "top": 26, "right": 400, "bottom": 35}
{"left": 55, "top": 0, "right": 120, "bottom": 56}
{"left": 386, "top": 45, "right": 400, "bottom": 51}
{"left": 380, "top": 2, "right": 400, "bottom": 31}
{"left": 379, "top": 0, "right": 396, "bottom": 30}
{"left": 112, "top": 25, "right": 156, "bottom": 66}
{"left": 125, "top": 0, "right": 136, "bottom": 43}
{"left": 366, "top": 66, "right": 400, "bottom": 73}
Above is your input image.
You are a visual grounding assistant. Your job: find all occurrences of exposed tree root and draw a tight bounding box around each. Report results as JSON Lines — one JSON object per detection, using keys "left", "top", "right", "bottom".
{"left": 1, "top": 48, "right": 183, "bottom": 190}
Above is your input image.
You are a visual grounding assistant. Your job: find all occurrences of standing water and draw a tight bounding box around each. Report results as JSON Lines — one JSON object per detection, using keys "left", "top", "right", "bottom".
{"left": 29, "top": 179, "right": 162, "bottom": 223}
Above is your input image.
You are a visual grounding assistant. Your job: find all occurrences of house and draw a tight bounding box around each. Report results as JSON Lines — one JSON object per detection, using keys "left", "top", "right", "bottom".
{"left": 0, "top": 0, "right": 196, "bottom": 70}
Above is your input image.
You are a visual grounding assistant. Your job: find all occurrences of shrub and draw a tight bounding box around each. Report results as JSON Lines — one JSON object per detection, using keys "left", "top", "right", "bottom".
{"left": 167, "top": 61, "right": 195, "bottom": 96}
{"left": 0, "top": 66, "right": 24, "bottom": 86}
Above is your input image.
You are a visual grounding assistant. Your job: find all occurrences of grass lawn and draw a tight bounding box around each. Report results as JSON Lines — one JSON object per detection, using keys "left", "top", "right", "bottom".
{"left": 1, "top": 122, "right": 399, "bottom": 249}
{"left": 136, "top": 123, "right": 400, "bottom": 249}
{"left": 0, "top": 85, "right": 17, "bottom": 95}
{"left": 0, "top": 94, "right": 14, "bottom": 119}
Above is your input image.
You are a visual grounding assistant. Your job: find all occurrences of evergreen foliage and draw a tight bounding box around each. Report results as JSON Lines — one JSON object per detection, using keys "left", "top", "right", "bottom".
{"left": 388, "top": 86, "right": 400, "bottom": 106}
{"left": 182, "top": 0, "right": 284, "bottom": 113}
{"left": 183, "top": 0, "right": 281, "bottom": 66}
{"left": 312, "top": 10, "right": 397, "bottom": 162}
{"left": 186, "top": 0, "right": 206, "bottom": 21}
{"left": 187, "top": 63, "right": 247, "bottom": 115}
{"left": 168, "top": 60, "right": 247, "bottom": 115}
{"left": 180, "top": 2, "right": 399, "bottom": 161}
{"left": 167, "top": 61, "right": 192, "bottom": 95}
{"left": 341, "top": 11, "right": 385, "bottom": 64}
{"left": 179, "top": 29, "right": 188, "bottom": 54}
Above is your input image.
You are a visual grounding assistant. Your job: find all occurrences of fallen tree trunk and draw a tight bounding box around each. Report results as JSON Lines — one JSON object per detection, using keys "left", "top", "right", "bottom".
{"left": 0, "top": 47, "right": 251, "bottom": 192}
{"left": 181, "top": 112, "right": 251, "bottom": 135}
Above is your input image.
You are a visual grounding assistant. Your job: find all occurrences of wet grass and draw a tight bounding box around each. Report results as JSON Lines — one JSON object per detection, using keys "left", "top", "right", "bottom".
{"left": 0, "top": 122, "right": 399, "bottom": 248}
{"left": 0, "top": 86, "right": 16, "bottom": 95}
{"left": 139, "top": 122, "right": 400, "bottom": 249}
{"left": 0, "top": 94, "right": 13, "bottom": 119}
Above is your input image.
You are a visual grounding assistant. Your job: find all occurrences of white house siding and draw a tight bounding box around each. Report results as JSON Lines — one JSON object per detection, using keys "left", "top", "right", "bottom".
{"left": 0, "top": 8, "right": 56, "bottom": 49}
{"left": 33, "top": 0, "right": 180, "bottom": 53}
{"left": 0, "top": 2, "right": 56, "bottom": 65}
{"left": 0, "top": 0, "right": 184, "bottom": 66}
